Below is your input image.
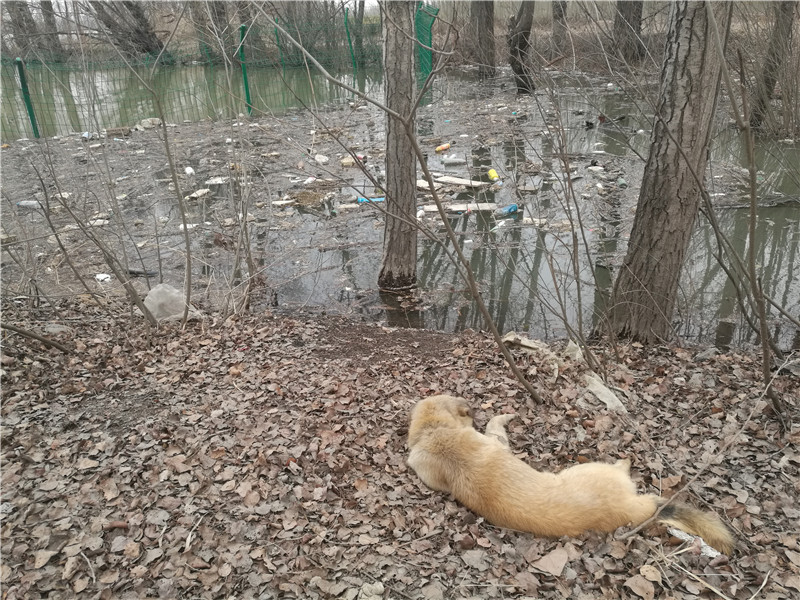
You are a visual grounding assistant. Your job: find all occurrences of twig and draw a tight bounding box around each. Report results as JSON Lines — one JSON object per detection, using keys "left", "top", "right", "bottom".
{"left": 747, "top": 569, "right": 772, "bottom": 600}
{"left": 1, "top": 322, "right": 71, "bottom": 353}
{"left": 80, "top": 551, "right": 95, "bottom": 583}
{"left": 669, "top": 561, "right": 734, "bottom": 600}
{"left": 184, "top": 513, "right": 206, "bottom": 552}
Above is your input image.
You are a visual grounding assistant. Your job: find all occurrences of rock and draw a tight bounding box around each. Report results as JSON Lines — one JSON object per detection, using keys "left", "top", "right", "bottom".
{"left": 139, "top": 118, "right": 162, "bottom": 129}
{"left": 340, "top": 156, "right": 355, "bottom": 167}
{"left": 141, "top": 284, "right": 202, "bottom": 321}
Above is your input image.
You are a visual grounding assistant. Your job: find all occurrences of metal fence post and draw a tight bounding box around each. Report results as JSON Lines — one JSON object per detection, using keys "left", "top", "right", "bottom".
{"left": 239, "top": 25, "right": 253, "bottom": 115}
{"left": 15, "top": 58, "right": 40, "bottom": 139}
{"left": 274, "top": 18, "right": 286, "bottom": 77}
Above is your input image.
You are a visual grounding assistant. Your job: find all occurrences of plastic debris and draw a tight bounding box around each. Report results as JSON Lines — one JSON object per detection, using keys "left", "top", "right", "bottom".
{"left": 487, "top": 169, "right": 500, "bottom": 182}
{"left": 184, "top": 166, "right": 195, "bottom": 176}
{"left": 185, "top": 189, "right": 211, "bottom": 200}
{"left": 357, "top": 197, "right": 385, "bottom": 204}
{"left": 493, "top": 203, "right": 518, "bottom": 217}
{"left": 584, "top": 373, "right": 627, "bottom": 413}
{"left": 16, "top": 200, "right": 42, "bottom": 209}
{"left": 314, "top": 154, "right": 329, "bottom": 165}
{"left": 435, "top": 143, "right": 451, "bottom": 153}
{"left": 303, "top": 177, "right": 317, "bottom": 185}
{"left": 95, "top": 273, "right": 112, "bottom": 283}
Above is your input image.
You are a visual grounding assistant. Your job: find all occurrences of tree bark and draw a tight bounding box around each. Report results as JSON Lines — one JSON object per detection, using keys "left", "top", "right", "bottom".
{"left": 750, "top": 0, "right": 797, "bottom": 129}
{"left": 552, "top": 0, "right": 568, "bottom": 57}
{"left": 507, "top": 1, "right": 535, "bottom": 94}
{"left": 378, "top": 0, "right": 417, "bottom": 291}
{"left": 609, "top": 1, "right": 733, "bottom": 344}
{"left": 88, "top": 1, "right": 165, "bottom": 57}
{"left": 40, "top": 1, "right": 65, "bottom": 59}
{"left": 613, "top": 0, "right": 645, "bottom": 63}
{"left": 353, "top": 0, "right": 366, "bottom": 68}
{"left": 472, "top": 1, "right": 495, "bottom": 78}
{"left": 5, "top": 1, "right": 39, "bottom": 57}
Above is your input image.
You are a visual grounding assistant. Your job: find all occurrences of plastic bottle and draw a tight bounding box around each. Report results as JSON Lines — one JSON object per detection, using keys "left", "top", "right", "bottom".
{"left": 493, "top": 203, "right": 518, "bottom": 217}
{"left": 435, "top": 143, "right": 451, "bottom": 153}
{"left": 487, "top": 169, "right": 500, "bottom": 182}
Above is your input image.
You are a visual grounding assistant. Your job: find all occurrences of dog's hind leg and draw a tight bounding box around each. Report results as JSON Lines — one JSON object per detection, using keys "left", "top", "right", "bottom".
{"left": 485, "top": 413, "right": 516, "bottom": 447}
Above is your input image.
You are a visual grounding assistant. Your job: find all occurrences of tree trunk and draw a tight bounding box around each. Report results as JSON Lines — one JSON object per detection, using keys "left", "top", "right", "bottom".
{"left": 5, "top": 1, "right": 39, "bottom": 57}
{"left": 88, "top": 1, "right": 165, "bottom": 57}
{"left": 609, "top": 1, "right": 733, "bottom": 344}
{"left": 552, "top": 0, "right": 568, "bottom": 57}
{"left": 40, "top": 1, "right": 65, "bottom": 60}
{"left": 613, "top": 0, "right": 645, "bottom": 63}
{"left": 121, "top": 1, "right": 164, "bottom": 56}
{"left": 507, "top": 1, "right": 535, "bottom": 94}
{"left": 353, "top": 0, "right": 366, "bottom": 68}
{"left": 750, "top": 0, "right": 797, "bottom": 128}
{"left": 378, "top": 0, "right": 417, "bottom": 291}
{"left": 472, "top": 1, "right": 495, "bottom": 78}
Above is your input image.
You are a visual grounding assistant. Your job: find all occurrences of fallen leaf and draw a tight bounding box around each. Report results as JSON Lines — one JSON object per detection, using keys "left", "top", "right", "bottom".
{"left": 639, "top": 564, "right": 661, "bottom": 583}
{"left": 76, "top": 458, "right": 99, "bottom": 470}
{"left": 532, "top": 545, "right": 568, "bottom": 577}
{"left": 33, "top": 550, "right": 58, "bottom": 569}
{"left": 624, "top": 574, "right": 655, "bottom": 600}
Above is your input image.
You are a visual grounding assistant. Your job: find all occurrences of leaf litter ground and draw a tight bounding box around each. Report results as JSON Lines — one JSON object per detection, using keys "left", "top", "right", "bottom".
{"left": 1, "top": 299, "right": 798, "bottom": 599}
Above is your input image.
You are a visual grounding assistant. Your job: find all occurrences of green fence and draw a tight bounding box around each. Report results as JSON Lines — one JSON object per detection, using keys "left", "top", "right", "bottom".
{"left": 1, "top": 4, "right": 437, "bottom": 142}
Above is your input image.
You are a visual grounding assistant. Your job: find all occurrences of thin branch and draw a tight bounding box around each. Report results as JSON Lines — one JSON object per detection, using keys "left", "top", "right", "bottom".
{"left": 1, "top": 322, "right": 71, "bottom": 353}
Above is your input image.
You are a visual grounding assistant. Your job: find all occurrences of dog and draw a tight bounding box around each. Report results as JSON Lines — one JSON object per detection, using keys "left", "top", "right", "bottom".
{"left": 407, "top": 395, "right": 734, "bottom": 554}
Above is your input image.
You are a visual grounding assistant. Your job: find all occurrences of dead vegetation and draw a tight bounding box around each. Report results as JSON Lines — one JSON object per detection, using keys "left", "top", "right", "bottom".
{"left": 1, "top": 297, "right": 797, "bottom": 599}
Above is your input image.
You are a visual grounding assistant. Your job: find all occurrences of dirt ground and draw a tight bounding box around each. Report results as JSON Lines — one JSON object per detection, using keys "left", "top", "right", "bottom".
{"left": 1, "top": 296, "right": 798, "bottom": 599}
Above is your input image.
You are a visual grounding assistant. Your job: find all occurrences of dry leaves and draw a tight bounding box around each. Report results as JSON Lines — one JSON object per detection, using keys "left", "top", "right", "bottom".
{"left": 0, "top": 298, "right": 797, "bottom": 599}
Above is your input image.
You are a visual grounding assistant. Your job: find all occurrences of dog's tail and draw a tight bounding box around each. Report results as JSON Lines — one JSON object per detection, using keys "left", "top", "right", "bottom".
{"left": 656, "top": 501, "right": 734, "bottom": 554}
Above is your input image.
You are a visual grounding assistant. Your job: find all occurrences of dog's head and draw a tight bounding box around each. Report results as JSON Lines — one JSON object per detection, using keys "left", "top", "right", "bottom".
{"left": 411, "top": 395, "right": 474, "bottom": 430}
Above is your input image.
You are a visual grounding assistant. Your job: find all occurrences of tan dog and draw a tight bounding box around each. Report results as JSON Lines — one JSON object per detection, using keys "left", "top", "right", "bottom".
{"left": 407, "top": 395, "right": 734, "bottom": 554}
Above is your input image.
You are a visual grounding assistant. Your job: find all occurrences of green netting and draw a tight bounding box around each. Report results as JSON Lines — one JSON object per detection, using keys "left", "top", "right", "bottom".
{"left": 415, "top": 2, "right": 440, "bottom": 85}
{"left": 1, "top": 6, "right": 437, "bottom": 142}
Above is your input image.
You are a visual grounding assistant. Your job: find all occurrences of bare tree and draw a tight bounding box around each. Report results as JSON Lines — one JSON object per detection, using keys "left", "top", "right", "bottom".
{"left": 507, "top": 1, "right": 535, "bottom": 94}
{"left": 88, "top": 1, "right": 166, "bottom": 57}
{"left": 4, "top": 1, "right": 39, "bottom": 57}
{"left": 378, "top": 0, "right": 417, "bottom": 291}
{"left": 750, "top": 1, "right": 798, "bottom": 129}
{"left": 40, "top": 1, "right": 65, "bottom": 59}
{"left": 613, "top": 0, "right": 645, "bottom": 63}
{"left": 471, "top": 1, "right": 495, "bottom": 78}
{"left": 610, "top": 1, "right": 733, "bottom": 344}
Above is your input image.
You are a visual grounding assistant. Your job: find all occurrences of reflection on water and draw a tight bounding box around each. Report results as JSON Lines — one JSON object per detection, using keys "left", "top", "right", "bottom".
{"left": 2, "top": 64, "right": 797, "bottom": 348}
{"left": 1, "top": 63, "right": 384, "bottom": 140}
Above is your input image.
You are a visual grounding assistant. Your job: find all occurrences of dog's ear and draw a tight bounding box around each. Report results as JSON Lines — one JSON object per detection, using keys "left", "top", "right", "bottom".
{"left": 457, "top": 405, "right": 472, "bottom": 418}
